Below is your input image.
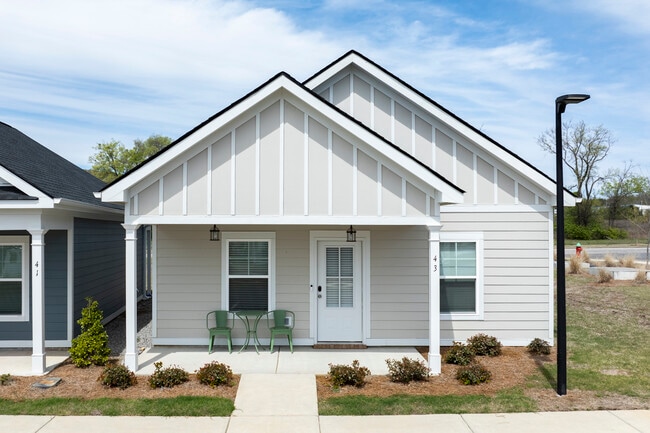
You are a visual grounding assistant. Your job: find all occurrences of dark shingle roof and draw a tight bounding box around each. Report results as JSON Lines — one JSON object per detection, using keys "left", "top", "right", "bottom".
{"left": 0, "top": 121, "right": 120, "bottom": 209}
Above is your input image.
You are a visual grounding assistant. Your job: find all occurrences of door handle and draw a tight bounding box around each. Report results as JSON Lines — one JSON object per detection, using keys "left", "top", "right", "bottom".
{"left": 317, "top": 285, "right": 322, "bottom": 299}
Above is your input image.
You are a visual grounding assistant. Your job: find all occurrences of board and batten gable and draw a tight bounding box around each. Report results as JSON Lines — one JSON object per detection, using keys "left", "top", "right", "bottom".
{"left": 310, "top": 65, "right": 552, "bottom": 208}
{"left": 125, "top": 93, "right": 445, "bottom": 223}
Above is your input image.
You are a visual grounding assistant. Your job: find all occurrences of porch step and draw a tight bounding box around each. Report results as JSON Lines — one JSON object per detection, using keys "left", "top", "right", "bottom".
{"left": 312, "top": 343, "right": 368, "bottom": 349}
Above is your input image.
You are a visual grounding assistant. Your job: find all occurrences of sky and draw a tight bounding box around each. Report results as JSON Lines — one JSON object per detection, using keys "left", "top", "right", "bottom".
{"left": 1, "top": 0, "right": 649, "bottom": 185}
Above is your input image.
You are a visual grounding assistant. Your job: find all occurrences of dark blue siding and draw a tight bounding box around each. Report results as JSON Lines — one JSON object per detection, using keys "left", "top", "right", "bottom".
{"left": 44, "top": 230, "right": 68, "bottom": 340}
{"left": 0, "top": 230, "right": 68, "bottom": 342}
{"left": 73, "top": 218, "right": 125, "bottom": 336}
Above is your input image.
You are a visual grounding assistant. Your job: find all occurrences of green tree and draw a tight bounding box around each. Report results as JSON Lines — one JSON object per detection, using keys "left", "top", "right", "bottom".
{"left": 601, "top": 162, "right": 650, "bottom": 226}
{"left": 89, "top": 134, "right": 172, "bottom": 182}
{"left": 538, "top": 120, "right": 613, "bottom": 226}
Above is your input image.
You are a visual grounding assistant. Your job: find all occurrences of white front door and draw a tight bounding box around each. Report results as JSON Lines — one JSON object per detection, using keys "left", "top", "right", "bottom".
{"left": 317, "top": 241, "right": 362, "bottom": 342}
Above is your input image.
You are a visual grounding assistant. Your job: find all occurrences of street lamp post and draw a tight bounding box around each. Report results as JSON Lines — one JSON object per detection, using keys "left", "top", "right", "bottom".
{"left": 555, "top": 94, "right": 590, "bottom": 396}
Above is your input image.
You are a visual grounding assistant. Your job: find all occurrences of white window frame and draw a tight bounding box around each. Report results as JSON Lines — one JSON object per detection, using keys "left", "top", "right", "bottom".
{"left": 220, "top": 232, "right": 275, "bottom": 311}
{"left": 0, "top": 236, "right": 30, "bottom": 322}
{"left": 439, "top": 232, "right": 484, "bottom": 321}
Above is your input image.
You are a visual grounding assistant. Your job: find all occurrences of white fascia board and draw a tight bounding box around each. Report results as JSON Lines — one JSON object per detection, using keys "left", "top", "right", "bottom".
{"left": 0, "top": 166, "right": 54, "bottom": 207}
{"left": 52, "top": 198, "right": 124, "bottom": 216}
{"left": 305, "top": 53, "right": 557, "bottom": 197}
{"left": 279, "top": 79, "right": 464, "bottom": 204}
{"left": 125, "top": 214, "right": 441, "bottom": 227}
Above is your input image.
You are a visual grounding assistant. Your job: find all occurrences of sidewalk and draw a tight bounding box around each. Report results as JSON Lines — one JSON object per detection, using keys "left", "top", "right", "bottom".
{"left": 1, "top": 410, "right": 648, "bottom": 433}
{"left": 1, "top": 374, "right": 649, "bottom": 432}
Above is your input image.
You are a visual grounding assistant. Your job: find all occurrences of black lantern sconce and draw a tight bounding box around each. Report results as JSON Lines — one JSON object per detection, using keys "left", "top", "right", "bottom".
{"left": 209, "top": 225, "right": 220, "bottom": 242}
{"left": 346, "top": 225, "right": 356, "bottom": 242}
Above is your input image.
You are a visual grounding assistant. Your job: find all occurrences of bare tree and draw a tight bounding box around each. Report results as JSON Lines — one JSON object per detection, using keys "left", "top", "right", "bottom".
{"left": 538, "top": 120, "right": 613, "bottom": 226}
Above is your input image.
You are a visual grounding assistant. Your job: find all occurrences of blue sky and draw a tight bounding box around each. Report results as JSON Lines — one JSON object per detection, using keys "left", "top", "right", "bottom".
{"left": 1, "top": 0, "right": 648, "bottom": 185}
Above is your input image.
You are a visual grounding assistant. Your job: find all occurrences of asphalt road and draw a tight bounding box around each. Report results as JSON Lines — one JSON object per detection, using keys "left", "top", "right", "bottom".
{"left": 565, "top": 246, "right": 649, "bottom": 262}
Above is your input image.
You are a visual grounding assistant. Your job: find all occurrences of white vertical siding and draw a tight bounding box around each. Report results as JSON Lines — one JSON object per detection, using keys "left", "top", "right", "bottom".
{"left": 259, "top": 101, "right": 281, "bottom": 215}
{"left": 312, "top": 69, "right": 553, "bottom": 207}
{"left": 187, "top": 150, "right": 208, "bottom": 215}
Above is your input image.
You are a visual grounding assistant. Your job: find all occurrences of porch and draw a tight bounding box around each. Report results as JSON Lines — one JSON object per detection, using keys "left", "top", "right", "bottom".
{"left": 135, "top": 345, "right": 425, "bottom": 375}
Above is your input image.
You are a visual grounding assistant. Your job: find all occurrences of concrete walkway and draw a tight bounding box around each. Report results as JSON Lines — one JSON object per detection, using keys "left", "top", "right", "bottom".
{"left": 1, "top": 373, "right": 649, "bottom": 432}
{"left": 1, "top": 410, "right": 649, "bottom": 433}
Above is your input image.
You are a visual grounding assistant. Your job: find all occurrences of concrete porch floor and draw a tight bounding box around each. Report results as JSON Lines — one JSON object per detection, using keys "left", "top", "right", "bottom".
{"left": 135, "top": 346, "right": 425, "bottom": 376}
{"left": 0, "top": 349, "right": 70, "bottom": 376}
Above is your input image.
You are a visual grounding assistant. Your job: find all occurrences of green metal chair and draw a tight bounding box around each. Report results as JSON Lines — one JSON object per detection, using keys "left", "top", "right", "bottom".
{"left": 267, "top": 309, "right": 295, "bottom": 353}
{"left": 206, "top": 310, "right": 233, "bottom": 354}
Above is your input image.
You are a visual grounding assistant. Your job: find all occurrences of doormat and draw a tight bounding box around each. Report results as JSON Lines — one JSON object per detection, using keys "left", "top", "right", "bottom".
{"left": 32, "top": 377, "right": 62, "bottom": 388}
{"left": 313, "top": 343, "right": 367, "bottom": 349}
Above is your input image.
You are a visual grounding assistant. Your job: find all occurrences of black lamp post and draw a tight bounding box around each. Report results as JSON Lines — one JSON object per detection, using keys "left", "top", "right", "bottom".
{"left": 555, "top": 94, "right": 589, "bottom": 396}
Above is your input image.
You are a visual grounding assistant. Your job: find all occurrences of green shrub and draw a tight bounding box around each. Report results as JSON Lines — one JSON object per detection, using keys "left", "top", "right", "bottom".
{"left": 69, "top": 298, "right": 111, "bottom": 367}
{"left": 327, "top": 360, "right": 370, "bottom": 388}
{"left": 565, "top": 223, "right": 627, "bottom": 240}
{"left": 526, "top": 338, "right": 551, "bottom": 355}
{"left": 0, "top": 373, "right": 11, "bottom": 386}
{"left": 443, "top": 342, "right": 475, "bottom": 365}
{"left": 148, "top": 362, "right": 189, "bottom": 389}
{"left": 456, "top": 362, "right": 492, "bottom": 385}
{"left": 466, "top": 333, "right": 502, "bottom": 357}
{"left": 98, "top": 363, "right": 137, "bottom": 389}
{"left": 196, "top": 361, "right": 234, "bottom": 387}
{"left": 385, "top": 357, "right": 429, "bottom": 383}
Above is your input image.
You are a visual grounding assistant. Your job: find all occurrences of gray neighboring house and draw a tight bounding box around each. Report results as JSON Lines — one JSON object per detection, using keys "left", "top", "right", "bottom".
{"left": 0, "top": 121, "right": 126, "bottom": 374}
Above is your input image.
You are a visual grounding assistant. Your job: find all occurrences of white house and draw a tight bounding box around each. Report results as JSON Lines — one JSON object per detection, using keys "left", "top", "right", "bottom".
{"left": 98, "top": 51, "right": 573, "bottom": 374}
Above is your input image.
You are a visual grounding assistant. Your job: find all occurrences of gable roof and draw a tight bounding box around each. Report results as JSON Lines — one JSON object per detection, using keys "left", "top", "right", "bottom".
{"left": 304, "top": 50, "right": 570, "bottom": 204}
{"left": 100, "top": 71, "right": 464, "bottom": 205}
{"left": 0, "top": 121, "right": 121, "bottom": 210}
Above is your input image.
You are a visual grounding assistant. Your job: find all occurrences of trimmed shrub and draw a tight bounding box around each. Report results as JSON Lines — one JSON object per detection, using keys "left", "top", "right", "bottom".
{"left": 69, "top": 298, "right": 111, "bottom": 367}
{"left": 385, "top": 357, "right": 429, "bottom": 383}
{"left": 443, "top": 342, "right": 475, "bottom": 366}
{"left": 456, "top": 362, "right": 492, "bottom": 385}
{"left": 196, "top": 361, "right": 234, "bottom": 387}
{"left": 0, "top": 373, "right": 11, "bottom": 386}
{"left": 327, "top": 360, "right": 370, "bottom": 388}
{"left": 526, "top": 338, "right": 551, "bottom": 355}
{"left": 98, "top": 363, "right": 137, "bottom": 389}
{"left": 597, "top": 268, "right": 613, "bottom": 283}
{"left": 466, "top": 333, "right": 502, "bottom": 357}
{"left": 148, "top": 362, "right": 189, "bottom": 389}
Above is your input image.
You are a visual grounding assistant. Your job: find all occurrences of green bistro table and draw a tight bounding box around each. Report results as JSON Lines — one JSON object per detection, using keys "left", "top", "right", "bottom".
{"left": 233, "top": 310, "right": 267, "bottom": 353}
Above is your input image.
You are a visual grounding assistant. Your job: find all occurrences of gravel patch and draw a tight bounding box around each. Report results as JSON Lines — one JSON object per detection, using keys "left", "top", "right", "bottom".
{"left": 104, "top": 297, "right": 152, "bottom": 358}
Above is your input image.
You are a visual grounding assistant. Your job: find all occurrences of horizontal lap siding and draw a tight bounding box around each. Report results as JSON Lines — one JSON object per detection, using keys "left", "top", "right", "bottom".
{"left": 74, "top": 219, "right": 125, "bottom": 336}
{"left": 441, "top": 210, "right": 552, "bottom": 343}
{"left": 370, "top": 226, "right": 429, "bottom": 340}
{"left": 156, "top": 226, "right": 220, "bottom": 339}
{"left": 155, "top": 226, "right": 310, "bottom": 341}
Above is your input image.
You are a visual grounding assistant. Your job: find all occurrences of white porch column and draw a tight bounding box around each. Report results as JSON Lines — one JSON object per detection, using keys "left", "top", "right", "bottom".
{"left": 123, "top": 224, "right": 139, "bottom": 372}
{"left": 427, "top": 225, "right": 442, "bottom": 375}
{"left": 29, "top": 229, "right": 47, "bottom": 374}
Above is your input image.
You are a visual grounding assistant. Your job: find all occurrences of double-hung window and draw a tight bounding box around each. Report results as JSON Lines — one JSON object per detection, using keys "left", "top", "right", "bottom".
{"left": 440, "top": 233, "right": 483, "bottom": 320}
{"left": 222, "top": 233, "right": 275, "bottom": 311}
{"left": 0, "top": 237, "right": 29, "bottom": 321}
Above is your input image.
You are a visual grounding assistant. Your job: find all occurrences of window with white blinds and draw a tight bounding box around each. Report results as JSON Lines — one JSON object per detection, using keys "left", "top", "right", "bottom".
{"left": 325, "top": 246, "right": 354, "bottom": 308}
{"left": 439, "top": 233, "right": 484, "bottom": 320}
{"left": 227, "top": 241, "right": 269, "bottom": 311}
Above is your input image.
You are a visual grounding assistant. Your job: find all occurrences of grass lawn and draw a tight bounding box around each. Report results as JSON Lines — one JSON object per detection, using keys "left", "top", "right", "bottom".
{"left": 0, "top": 396, "right": 234, "bottom": 416}
{"left": 319, "top": 273, "right": 650, "bottom": 415}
